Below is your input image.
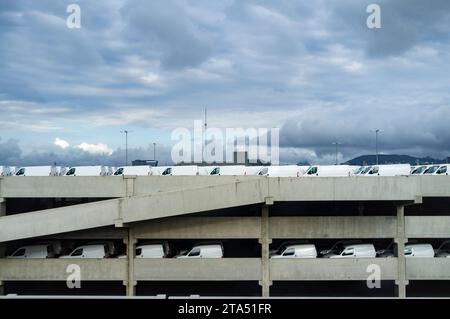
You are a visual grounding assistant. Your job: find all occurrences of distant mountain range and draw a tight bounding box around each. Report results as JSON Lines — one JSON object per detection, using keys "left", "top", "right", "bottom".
{"left": 296, "top": 154, "right": 450, "bottom": 166}
{"left": 345, "top": 154, "right": 450, "bottom": 166}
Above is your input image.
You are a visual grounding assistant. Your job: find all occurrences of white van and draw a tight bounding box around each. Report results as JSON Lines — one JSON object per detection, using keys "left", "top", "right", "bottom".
{"left": 350, "top": 166, "right": 362, "bottom": 174}
{"left": 244, "top": 166, "right": 267, "bottom": 176}
{"left": 136, "top": 244, "right": 169, "bottom": 258}
{"left": 305, "top": 165, "right": 354, "bottom": 177}
{"left": 14, "top": 166, "right": 58, "bottom": 176}
{"left": 423, "top": 165, "right": 443, "bottom": 175}
{"left": 404, "top": 244, "right": 435, "bottom": 258}
{"left": 0, "top": 166, "right": 15, "bottom": 176}
{"left": 58, "top": 166, "right": 68, "bottom": 176}
{"left": 64, "top": 166, "right": 107, "bottom": 176}
{"left": 176, "top": 243, "right": 223, "bottom": 258}
{"left": 326, "top": 244, "right": 376, "bottom": 258}
{"left": 271, "top": 244, "right": 317, "bottom": 258}
{"left": 411, "top": 165, "right": 431, "bottom": 175}
{"left": 59, "top": 244, "right": 111, "bottom": 258}
{"left": 7, "top": 244, "right": 56, "bottom": 259}
{"left": 356, "top": 166, "right": 372, "bottom": 175}
{"left": 434, "top": 165, "right": 450, "bottom": 176}
{"left": 364, "top": 164, "right": 411, "bottom": 176}
{"left": 209, "top": 165, "right": 246, "bottom": 176}
{"left": 265, "top": 165, "right": 306, "bottom": 177}
{"left": 114, "top": 166, "right": 151, "bottom": 176}
{"left": 160, "top": 166, "right": 199, "bottom": 176}
{"left": 149, "top": 166, "right": 170, "bottom": 176}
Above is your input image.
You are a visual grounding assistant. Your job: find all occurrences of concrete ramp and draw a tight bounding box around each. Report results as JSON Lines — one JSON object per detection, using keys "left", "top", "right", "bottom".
{"left": 0, "top": 179, "right": 267, "bottom": 242}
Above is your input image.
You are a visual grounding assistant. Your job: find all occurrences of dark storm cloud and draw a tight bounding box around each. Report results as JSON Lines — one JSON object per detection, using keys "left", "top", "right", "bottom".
{"left": 329, "top": 0, "right": 450, "bottom": 58}
{"left": 121, "top": 0, "right": 212, "bottom": 70}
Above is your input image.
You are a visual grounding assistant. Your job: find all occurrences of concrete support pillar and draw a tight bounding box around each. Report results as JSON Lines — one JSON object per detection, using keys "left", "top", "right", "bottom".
{"left": 395, "top": 205, "right": 408, "bottom": 298}
{"left": 259, "top": 204, "right": 272, "bottom": 297}
{"left": 0, "top": 198, "right": 5, "bottom": 262}
{"left": 124, "top": 228, "right": 137, "bottom": 296}
{"left": 0, "top": 197, "right": 5, "bottom": 216}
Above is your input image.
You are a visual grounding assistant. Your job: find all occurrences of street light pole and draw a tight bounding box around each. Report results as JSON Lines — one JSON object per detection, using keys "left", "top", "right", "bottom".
{"left": 374, "top": 129, "right": 380, "bottom": 165}
{"left": 153, "top": 142, "right": 156, "bottom": 161}
{"left": 120, "top": 130, "right": 133, "bottom": 166}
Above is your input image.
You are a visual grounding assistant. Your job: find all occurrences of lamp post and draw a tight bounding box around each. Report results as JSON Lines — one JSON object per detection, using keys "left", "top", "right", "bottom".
{"left": 373, "top": 129, "right": 381, "bottom": 165}
{"left": 120, "top": 130, "right": 133, "bottom": 166}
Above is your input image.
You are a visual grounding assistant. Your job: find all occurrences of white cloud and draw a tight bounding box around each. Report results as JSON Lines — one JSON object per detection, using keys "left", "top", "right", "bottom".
{"left": 77, "top": 142, "right": 113, "bottom": 155}
{"left": 54, "top": 138, "right": 70, "bottom": 149}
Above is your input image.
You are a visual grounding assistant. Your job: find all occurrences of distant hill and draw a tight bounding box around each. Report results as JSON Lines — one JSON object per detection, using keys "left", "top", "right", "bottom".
{"left": 345, "top": 154, "right": 449, "bottom": 166}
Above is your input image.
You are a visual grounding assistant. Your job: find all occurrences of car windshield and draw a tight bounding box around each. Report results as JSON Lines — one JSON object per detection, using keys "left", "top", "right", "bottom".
{"left": 66, "top": 168, "right": 75, "bottom": 175}
{"left": 424, "top": 166, "right": 440, "bottom": 174}
{"left": 412, "top": 166, "right": 426, "bottom": 174}
{"left": 114, "top": 168, "right": 124, "bottom": 175}
{"left": 361, "top": 166, "right": 372, "bottom": 174}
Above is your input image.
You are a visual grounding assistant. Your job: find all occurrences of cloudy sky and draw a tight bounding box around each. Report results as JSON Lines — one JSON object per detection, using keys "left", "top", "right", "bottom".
{"left": 1, "top": 0, "right": 450, "bottom": 166}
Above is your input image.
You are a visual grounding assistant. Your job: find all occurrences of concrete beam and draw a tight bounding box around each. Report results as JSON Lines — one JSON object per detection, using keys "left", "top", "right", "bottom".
{"left": 39, "top": 227, "right": 127, "bottom": 240}
{"left": 270, "top": 216, "right": 396, "bottom": 239}
{"left": 2, "top": 175, "right": 447, "bottom": 200}
{"left": 406, "top": 216, "right": 450, "bottom": 238}
{"left": 270, "top": 258, "right": 398, "bottom": 281}
{"left": 0, "top": 259, "right": 127, "bottom": 281}
{"left": 0, "top": 199, "right": 121, "bottom": 242}
{"left": 121, "top": 179, "right": 267, "bottom": 224}
{"left": 0, "top": 177, "right": 126, "bottom": 198}
{"left": 406, "top": 258, "right": 450, "bottom": 280}
{"left": 133, "top": 259, "right": 262, "bottom": 281}
{"left": 133, "top": 217, "right": 261, "bottom": 239}
{"left": 269, "top": 176, "right": 421, "bottom": 202}
{"left": 0, "top": 180, "right": 266, "bottom": 242}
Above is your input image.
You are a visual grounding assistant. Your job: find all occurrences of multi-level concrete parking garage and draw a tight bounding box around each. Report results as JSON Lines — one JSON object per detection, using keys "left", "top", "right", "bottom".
{"left": 0, "top": 175, "right": 449, "bottom": 297}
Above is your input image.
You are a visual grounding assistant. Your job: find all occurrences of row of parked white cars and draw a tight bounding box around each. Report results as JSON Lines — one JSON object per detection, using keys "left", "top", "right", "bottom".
{"left": 1, "top": 163, "right": 449, "bottom": 177}
{"left": 6, "top": 240, "right": 450, "bottom": 259}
